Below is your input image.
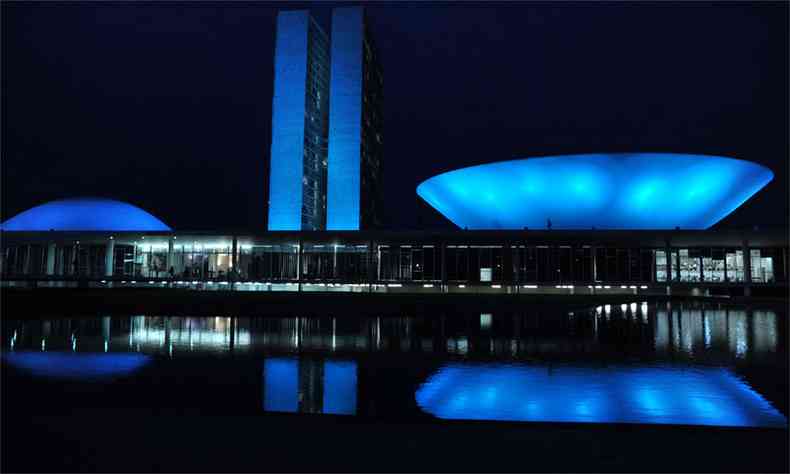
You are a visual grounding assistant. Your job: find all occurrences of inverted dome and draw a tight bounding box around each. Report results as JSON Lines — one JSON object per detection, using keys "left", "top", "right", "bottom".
{"left": 415, "top": 363, "right": 787, "bottom": 427}
{"left": 416, "top": 153, "right": 774, "bottom": 230}
{"left": 3, "top": 352, "right": 153, "bottom": 379}
{"left": 0, "top": 198, "right": 171, "bottom": 231}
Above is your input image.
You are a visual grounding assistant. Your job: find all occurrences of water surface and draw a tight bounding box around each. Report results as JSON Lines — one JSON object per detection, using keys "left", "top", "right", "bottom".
{"left": 2, "top": 301, "right": 786, "bottom": 429}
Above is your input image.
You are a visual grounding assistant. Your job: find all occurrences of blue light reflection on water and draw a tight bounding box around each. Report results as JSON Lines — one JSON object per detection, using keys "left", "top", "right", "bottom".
{"left": 263, "top": 358, "right": 358, "bottom": 415}
{"left": 2, "top": 352, "right": 152, "bottom": 379}
{"left": 263, "top": 358, "right": 299, "bottom": 412}
{"left": 415, "top": 364, "right": 787, "bottom": 428}
{"left": 323, "top": 361, "right": 357, "bottom": 415}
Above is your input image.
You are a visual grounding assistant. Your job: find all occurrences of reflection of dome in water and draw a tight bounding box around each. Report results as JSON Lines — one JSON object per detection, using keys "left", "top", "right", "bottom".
{"left": 0, "top": 197, "right": 171, "bottom": 231}
{"left": 417, "top": 153, "right": 774, "bottom": 230}
{"left": 415, "top": 363, "right": 787, "bottom": 428}
{"left": 2, "top": 352, "right": 153, "bottom": 379}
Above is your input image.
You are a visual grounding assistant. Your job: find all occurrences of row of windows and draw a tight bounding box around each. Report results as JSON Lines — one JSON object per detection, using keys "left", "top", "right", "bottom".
{"left": 4, "top": 244, "right": 785, "bottom": 285}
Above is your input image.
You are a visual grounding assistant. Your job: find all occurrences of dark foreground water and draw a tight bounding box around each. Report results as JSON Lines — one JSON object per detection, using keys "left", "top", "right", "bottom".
{"left": 2, "top": 300, "right": 788, "bottom": 472}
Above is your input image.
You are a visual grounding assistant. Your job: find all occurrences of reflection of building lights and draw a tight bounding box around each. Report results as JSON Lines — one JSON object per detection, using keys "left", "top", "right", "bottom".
{"left": 480, "top": 313, "right": 492, "bottom": 329}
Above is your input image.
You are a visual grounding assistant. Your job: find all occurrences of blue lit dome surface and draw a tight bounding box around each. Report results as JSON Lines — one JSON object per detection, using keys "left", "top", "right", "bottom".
{"left": 0, "top": 198, "right": 171, "bottom": 231}
{"left": 416, "top": 154, "right": 774, "bottom": 230}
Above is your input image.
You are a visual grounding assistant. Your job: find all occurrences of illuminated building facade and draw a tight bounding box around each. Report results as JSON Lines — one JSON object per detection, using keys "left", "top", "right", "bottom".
{"left": 268, "top": 10, "right": 331, "bottom": 231}
{"left": 327, "top": 6, "right": 384, "bottom": 230}
{"left": 0, "top": 228, "right": 786, "bottom": 297}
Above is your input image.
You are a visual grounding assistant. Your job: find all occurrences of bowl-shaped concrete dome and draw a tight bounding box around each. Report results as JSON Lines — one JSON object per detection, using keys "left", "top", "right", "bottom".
{"left": 0, "top": 198, "right": 171, "bottom": 231}
{"left": 416, "top": 153, "right": 774, "bottom": 230}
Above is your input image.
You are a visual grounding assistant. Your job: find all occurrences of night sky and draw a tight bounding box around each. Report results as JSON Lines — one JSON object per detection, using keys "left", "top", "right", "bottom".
{"left": 2, "top": 1, "right": 787, "bottom": 231}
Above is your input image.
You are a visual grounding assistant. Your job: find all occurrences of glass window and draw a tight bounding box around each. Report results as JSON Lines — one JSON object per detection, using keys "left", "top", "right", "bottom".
{"left": 725, "top": 249, "right": 744, "bottom": 282}
{"left": 702, "top": 248, "right": 725, "bottom": 282}
{"left": 655, "top": 250, "right": 667, "bottom": 282}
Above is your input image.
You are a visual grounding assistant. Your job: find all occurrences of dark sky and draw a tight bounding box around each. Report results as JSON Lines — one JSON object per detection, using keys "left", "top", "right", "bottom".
{"left": 2, "top": 1, "right": 788, "bottom": 231}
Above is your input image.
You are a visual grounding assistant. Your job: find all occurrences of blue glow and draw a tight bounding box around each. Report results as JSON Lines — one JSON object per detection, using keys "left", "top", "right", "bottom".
{"left": 323, "top": 360, "right": 357, "bottom": 415}
{"left": 416, "top": 154, "right": 773, "bottom": 229}
{"left": 327, "top": 7, "right": 363, "bottom": 230}
{"left": 262, "top": 358, "right": 358, "bottom": 415}
{"left": 268, "top": 11, "right": 309, "bottom": 231}
{"left": 2, "top": 352, "right": 152, "bottom": 379}
{"left": 263, "top": 358, "right": 299, "bottom": 413}
{"left": 0, "top": 198, "right": 171, "bottom": 231}
{"left": 415, "top": 363, "right": 787, "bottom": 428}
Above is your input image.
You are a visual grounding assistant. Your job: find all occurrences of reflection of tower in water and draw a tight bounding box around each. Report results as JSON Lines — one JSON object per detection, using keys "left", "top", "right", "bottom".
{"left": 263, "top": 357, "right": 357, "bottom": 415}
{"left": 298, "top": 358, "right": 324, "bottom": 414}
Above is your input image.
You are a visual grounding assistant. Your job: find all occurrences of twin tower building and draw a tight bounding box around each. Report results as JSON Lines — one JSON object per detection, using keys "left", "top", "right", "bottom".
{"left": 267, "top": 7, "right": 383, "bottom": 231}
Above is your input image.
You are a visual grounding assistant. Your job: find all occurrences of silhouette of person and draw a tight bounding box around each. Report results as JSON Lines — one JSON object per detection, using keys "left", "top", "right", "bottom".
{"left": 547, "top": 218, "right": 553, "bottom": 230}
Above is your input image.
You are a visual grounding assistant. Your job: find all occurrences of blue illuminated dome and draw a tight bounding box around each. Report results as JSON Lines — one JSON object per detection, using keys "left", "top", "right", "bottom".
{"left": 0, "top": 198, "right": 171, "bottom": 231}
{"left": 417, "top": 153, "right": 774, "bottom": 230}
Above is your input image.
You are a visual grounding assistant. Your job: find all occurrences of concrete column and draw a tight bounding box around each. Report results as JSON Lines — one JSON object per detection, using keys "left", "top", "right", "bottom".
{"left": 665, "top": 239, "right": 673, "bottom": 296}
{"left": 440, "top": 242, "right": 447, "bottom": 293}
{"left": 504, "top": 242, "right": 512, "bottom": 292}
{"left": 231, "top": 236, "right": 238, "bottom": 286}
{"left": 46, "top": 243, "right": 56, "bottom": 276}
{"left": 367, "top": 239, "right": 375, "bottom": 293}
{"left": 167, "top": 238, "right": 174, "bottom": 272}
{"left": 591, "top": 245, "right": 597, "bottom": 283}
{"left": 513, "top": 241, "right": 520, "bottom": 294}
{"left": 742, "top": 240, "right": 752, "bottom": 296}
{"left": 297, "top": 237, "right": 302, "bottom": 292}
{"left": 665, "top": 243, "right": 673, "bottom": 282}
{"left": 105, "top": 239, "right": 115, "bottom": 277}
{"left": 23, "top": 245, "right": 32, "bottom": 275}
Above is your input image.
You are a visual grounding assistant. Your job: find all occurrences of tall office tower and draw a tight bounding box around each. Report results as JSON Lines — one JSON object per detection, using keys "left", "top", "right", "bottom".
{"left": 268, "top": 10, "right": 331, "bottom": 231}
{"left": 327, "top": 6, "right": 384, "bottom": 230}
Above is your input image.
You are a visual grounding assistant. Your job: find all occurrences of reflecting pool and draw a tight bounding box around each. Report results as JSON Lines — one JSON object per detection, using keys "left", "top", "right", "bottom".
{"left": 2, "top": 301, "right": 787, "bottom": 429}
